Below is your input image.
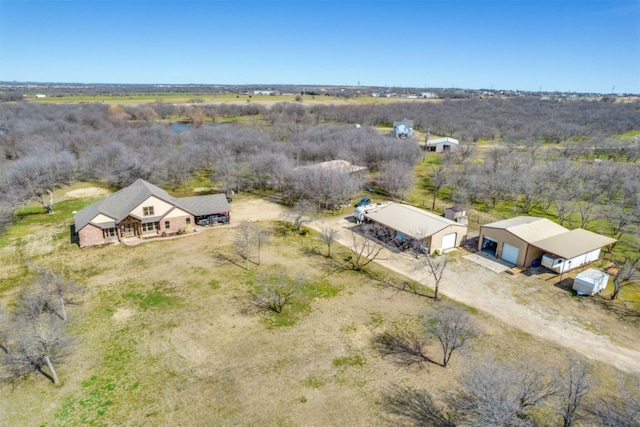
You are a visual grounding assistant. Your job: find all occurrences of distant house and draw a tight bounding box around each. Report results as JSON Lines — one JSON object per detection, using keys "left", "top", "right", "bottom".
{"left": 74, "top": 179, "right": 230, "bottom": 248}
{"left": 294, "top": 159, "right": 367, "bottom": 175}
{"left": 478, "top": 216, "right": 616, "bottom": 272}
{"left": 417, "top": 92, "right": 438, "bottom": 99}
{"left": 425, "top": 137, "right": 459, "bottom": 152}
{"left": 363, "top": 203, "right": 467, "bottom": 254}
{"left": 393, "top": 119, "right": 414, "bottom": 138}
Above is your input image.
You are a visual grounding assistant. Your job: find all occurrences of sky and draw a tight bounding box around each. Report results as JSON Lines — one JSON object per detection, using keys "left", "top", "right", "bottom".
{"left": 0, "top": 0, "right": 639, "bottom": 94}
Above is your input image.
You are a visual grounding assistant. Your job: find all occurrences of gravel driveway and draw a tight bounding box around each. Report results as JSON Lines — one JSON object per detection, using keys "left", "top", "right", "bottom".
{"left": 233, "top": 196, "right": 640, "bottom": 373}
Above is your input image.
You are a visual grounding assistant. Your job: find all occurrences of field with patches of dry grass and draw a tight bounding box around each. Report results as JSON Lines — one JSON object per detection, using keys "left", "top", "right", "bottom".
{"left": 0, "top": 193, "right": 635, "bottom": 426}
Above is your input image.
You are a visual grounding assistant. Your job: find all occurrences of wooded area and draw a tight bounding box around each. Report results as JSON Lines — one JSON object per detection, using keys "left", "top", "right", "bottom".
{"left": 1, "top": 98, "right": 638, "bottom": 258}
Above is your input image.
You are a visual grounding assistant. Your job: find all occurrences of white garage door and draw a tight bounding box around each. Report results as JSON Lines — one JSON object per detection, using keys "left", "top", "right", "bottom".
{"left": 501, "top": 243, "right": 520, "bottom": 265}
{"left": 441, "top": 233, "right": 457, "bottom": 250}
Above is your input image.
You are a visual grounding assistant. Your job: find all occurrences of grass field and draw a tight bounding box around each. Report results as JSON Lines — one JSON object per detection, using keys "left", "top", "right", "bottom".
{"left": 0, "top": 184, "right": 635, "bottom": 426}
{"left": 28, "top": 92, "right": 443, "bottom": 106}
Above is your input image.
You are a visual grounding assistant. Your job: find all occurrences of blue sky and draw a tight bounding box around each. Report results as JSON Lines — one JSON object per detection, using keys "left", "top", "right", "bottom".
{"left": 1, "top": 0, "right": 638, "bottom": 93}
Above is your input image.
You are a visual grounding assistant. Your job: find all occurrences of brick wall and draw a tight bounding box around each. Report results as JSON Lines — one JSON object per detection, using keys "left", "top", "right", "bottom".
{"left": 78, "top": 224, "right": 105, "bottom": 248}
{"left": 160, "top": 215, "right": 193, "bottom": 235}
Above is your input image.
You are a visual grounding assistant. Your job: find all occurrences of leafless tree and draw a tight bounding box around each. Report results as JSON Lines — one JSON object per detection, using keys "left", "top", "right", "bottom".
{"left": 233, "top": 221, "right": 271, "bottom": 268}
{"left": 558, "top": 354, "right": 595, "bottom": 427}
{"left": 0, "top": 286, "right": 76, "bottom": 386}
{"left": 381, "top": 385, "right": 456, "bottom": 427}
{"left": 253, "top": 225, "right": 270, "bottom": 266}
{"left": 421, "top": 254, "right": 448, "bottom": 301}
{"left": 431, "top": 165, "right": 446, "bottom": 210}
{"left": 282, "top": 200, "right": 316, "bottom": 231}
{"left": 30, "top": 267, "right": 83, "bottom": 322}
{"left": 38, "top": 189, "right": 54, "bottom": 214}
{"left": 320, "top": 226, "right": 339, "bottom": 257}
{"left": 345, "top": 227, "right": 386, "bottom": 271}
{"left": 454, "top": 355, "right": 559, "bottom": 426}
{"left": 610, "top": 257, "right": 640, "bottom": 300}
{"left": 378, "top": 160, "right": 415, "bottom": 201}
{"left": 425, "top": 305, "right": 478, "bottom": 367}
{"left": 252, "top": 267, "right": 304, "bottom": 314}
{"left": 235, "top": 221, "right": 253, "bottom": 270}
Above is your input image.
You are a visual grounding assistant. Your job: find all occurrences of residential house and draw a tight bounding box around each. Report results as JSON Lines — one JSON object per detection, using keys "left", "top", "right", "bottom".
{"left": 478, "top": 216, "right": 616, "bottom": 272}
{"left": 74, "top": 179, "right": 230, "bottom": 248}
{"left": 392, "top": 119, "right": 414, "bottom": 138}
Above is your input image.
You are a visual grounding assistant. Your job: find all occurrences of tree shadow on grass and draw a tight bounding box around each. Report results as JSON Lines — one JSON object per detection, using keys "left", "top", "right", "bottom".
{"left": 591, "top": 297, "right": 640, "bottom": 323}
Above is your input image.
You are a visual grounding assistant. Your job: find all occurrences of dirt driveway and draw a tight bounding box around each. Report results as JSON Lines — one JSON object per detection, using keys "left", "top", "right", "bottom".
{"left": 237, "top": 197, "right": 640, "bottom": 373}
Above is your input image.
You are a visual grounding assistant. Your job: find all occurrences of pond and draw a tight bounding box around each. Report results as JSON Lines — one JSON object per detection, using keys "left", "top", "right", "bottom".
{"left": 170, "top": 122, "right": 230, "bottom": 133}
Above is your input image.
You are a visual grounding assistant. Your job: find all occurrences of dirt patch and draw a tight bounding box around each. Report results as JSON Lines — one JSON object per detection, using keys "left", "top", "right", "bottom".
{"left": 64, "top": 187, "right": 110, "bottom": 200}
{"left": 112, "top": 307, "right": 135, "bottom": 322}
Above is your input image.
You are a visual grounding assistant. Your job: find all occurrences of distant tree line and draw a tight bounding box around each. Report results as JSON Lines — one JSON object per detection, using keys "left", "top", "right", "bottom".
{"left": 0, "top": 99, "right": 638, "bottom": 248}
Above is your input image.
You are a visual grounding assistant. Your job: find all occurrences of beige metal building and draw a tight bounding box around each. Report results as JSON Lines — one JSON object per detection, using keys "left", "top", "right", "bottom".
{"left": 478, "top": 216, "right": 616, "bottom": 271}
{"left": 364, "top": 203, "right": 468, "bottom": 254}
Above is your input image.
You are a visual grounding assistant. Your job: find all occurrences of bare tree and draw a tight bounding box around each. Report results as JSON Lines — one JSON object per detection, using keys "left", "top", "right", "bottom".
{"left": 38, "top": 189, "right": 54, "bottom": 214}
{"left": 558, "top": 354, "right": 595, "bottom": 427}
{"left": 253, "top": 225, "right": 270, "bottom": 266}
{"left": 1, "top": 286, "right": 76, "bottom": 386}
{"left": 421, "top": 254, "right": 448, "bottom": 301}
{"left": 381, "top": 385, "right": 456, "bottom": 427}
{"left": 345, "top": 227, "right": 386, "bottom": 271}
{"left": 234, "top": 221, "right": 252, "bottom": 270}
{"left": 234, "top": 221, "right": 270, "bottom": 268}
{"left": 611, "top": 257, "right": 640, "bottom": 300}
{"left": 252, "top": 267, "right": 304, "bottom": 314}
{"left": 425, "top": 305, "right": 478, "bottom": 367}
{"left": 31, "top": 267, "right": 83, "bottom": 322}
{"left": 320, "top": 226, "right": 339, "bottom": 257}
{"left": 378, "top": 160, "right": 415, "bottom": 201}
{"left": 282, "top": 200, "right": 316, "bottom": 231}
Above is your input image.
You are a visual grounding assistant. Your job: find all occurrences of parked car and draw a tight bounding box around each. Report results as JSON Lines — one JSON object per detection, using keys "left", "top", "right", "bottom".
{"left": 355, "top": 197, "right": 371, "bottom": 207}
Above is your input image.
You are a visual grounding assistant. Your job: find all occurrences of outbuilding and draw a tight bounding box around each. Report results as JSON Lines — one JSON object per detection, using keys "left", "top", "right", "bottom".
{"left": 425, "top": 137, "right": 459, "bottom": 153}
{"left": 363, "top": 203, "right": 467, "bottom": 254}
{"left": 572, "top": 269, "right": 609, "bottom": 296}
{"left": 478, "top": 216, "right": 616, "bottom": 272}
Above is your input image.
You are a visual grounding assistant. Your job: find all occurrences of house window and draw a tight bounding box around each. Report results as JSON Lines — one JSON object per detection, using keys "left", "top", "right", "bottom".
{"left": 165, "top": 221, "right": 170, "bottom": 229}
{"left": 143, "top": 206, "right": 155, "bottom": 216}
{"left": 186, "top": 218, "right": 191, "bottom": 225}
{"left": 105, "top": 228, "right": 116, "bottom": 237}
{"left": 141, "top": 222, "right": 158, "bottom": 232}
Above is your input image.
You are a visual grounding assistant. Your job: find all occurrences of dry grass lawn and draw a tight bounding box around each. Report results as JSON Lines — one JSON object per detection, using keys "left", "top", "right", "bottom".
{"left": 0, "top": 193, "right": 636, "bottom": 426}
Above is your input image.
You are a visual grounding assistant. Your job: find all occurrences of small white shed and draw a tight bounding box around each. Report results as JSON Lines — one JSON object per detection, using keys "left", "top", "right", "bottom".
{"left": 572, "top": 269, "right": 609, "bottom": 296}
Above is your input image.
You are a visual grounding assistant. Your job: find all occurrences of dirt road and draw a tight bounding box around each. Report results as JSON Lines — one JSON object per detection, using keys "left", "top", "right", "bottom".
{"left": 231, "top": 197, "right": 640, "bottom": 373}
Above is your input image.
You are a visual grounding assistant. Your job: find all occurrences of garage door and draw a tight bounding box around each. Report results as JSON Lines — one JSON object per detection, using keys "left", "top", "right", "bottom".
{"left": 441, "top": 233, "right": 457, "bottom": 250}
{"left": 501, "top": 243, "right": 520, "bottom": 265}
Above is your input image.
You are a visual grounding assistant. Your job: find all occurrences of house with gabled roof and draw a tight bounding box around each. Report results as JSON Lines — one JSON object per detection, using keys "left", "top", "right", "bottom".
{"left": 74, "top": 179, "right": 230, "bottom": 248}
{"left": 478, "top": 216, "right": 616, "bottom": 272}
{"left": 392, "top": 119, "right": 414, "bottom": 138}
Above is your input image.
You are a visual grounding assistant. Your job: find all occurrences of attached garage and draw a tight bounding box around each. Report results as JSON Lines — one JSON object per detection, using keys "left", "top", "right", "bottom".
{"left": 501, "top": 243, "right": 520, "bottom": 265}
{"left": 441, "top": 233, "right": 457, "bottom": 250}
